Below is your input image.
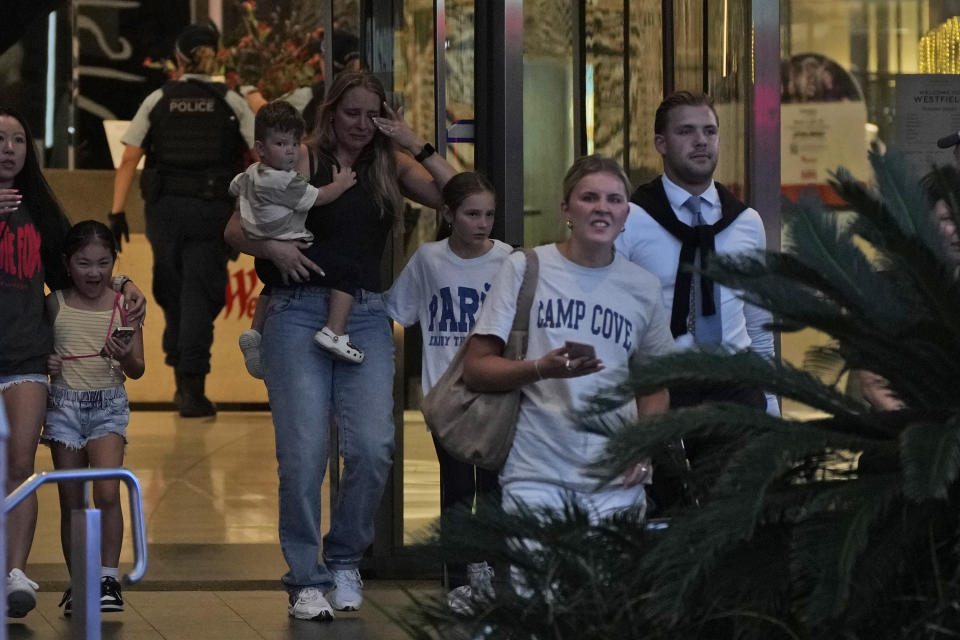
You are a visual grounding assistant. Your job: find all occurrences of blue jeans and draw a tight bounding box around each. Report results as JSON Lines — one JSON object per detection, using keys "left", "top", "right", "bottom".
{"left": 261, "top": 286, "right": 395, "bottom": 592}
{"left": 42, "top": 385, "right": 129, "bottom": 449}
{"left": 0, "top": 374, "right": 47, "bottom": 393}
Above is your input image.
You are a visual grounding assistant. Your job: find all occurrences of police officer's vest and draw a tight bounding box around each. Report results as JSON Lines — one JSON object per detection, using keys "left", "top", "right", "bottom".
{"left": 141, "top": 79, "right": 245, "bottom": 200}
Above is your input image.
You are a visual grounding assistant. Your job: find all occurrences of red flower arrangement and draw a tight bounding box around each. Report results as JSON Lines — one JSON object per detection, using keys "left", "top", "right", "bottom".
{"left": 219, "top": 0, "right": 325, "bottom": 100}
{"left": 142, "top": 1, "right": 324, "bottom": 98}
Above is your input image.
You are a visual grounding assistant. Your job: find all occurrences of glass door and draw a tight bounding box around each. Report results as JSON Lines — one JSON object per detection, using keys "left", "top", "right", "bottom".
{"left": 262, "top": 0, "right": 481, "bottom": 570}
{"left": 778, "top": 0, "right": 956, "bottom": 417}
{"left": 389, "top": 0, "right": 479, "bottom": 548}
{"left": 391, "top": 0, "right": 442, "bottom": 549}
{"left": 369, "top": 0, "right": 782, "bottom": 565}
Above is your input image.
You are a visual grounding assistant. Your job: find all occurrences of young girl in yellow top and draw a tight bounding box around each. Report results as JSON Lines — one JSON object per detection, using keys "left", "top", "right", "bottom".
{"left": 43, "top": 220, "right": 145, "bottom": 616}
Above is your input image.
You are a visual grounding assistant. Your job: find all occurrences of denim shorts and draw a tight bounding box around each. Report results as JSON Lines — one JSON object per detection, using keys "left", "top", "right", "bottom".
{"left": 0, "top": 374, "right": 48, "bottom": 393}
{"left": 42, "top": 385, "right": 129, "bottom": 450}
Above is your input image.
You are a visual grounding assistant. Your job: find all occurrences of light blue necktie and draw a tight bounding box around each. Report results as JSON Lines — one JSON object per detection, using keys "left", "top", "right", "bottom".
{"left": 685, "top": 195, "right": 723, "bottom": 344}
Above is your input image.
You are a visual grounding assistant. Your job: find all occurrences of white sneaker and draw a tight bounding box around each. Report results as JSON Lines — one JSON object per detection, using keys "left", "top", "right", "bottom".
{"left": 327, "top": 568, "right": 363, "bottom": 611}
{"left": 7, "top": 568, "right": 39, "bottom": 618}
{"left": 288, "top": 587, "right": 334, "bottom": 621}
{"left": 468, "top": 561, "right": 495, "bottom": 600}
{"left": 447, "top": 585, "right": 475, "bottom": 615}
{"left": 314, "top": 327, "right": 364, "bottom": 364}
{"left": 447, "top": 562, "right": 495, "bottom": 614}
{"left": 238, "top": 329, "right": 264, "bottom": 379}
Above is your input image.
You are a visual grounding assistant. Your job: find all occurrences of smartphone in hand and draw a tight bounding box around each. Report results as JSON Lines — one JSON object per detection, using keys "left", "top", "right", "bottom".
{"left": 563, "top": 340, "right": 596, "bottom": 360}
{"left": 112, "top": 326, "right": 135, "bottom": 344}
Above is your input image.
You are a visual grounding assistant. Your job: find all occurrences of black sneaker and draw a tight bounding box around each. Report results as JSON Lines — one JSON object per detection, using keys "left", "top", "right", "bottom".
{"left": 59, "top": 588, "right": 72, "bottom": 617}
{"left": 100, "top": 576, "right": 124, "bottom": 612}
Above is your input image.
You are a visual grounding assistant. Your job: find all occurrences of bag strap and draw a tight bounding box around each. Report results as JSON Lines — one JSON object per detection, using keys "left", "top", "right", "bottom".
{"left": 455, "top": 247, "right": 538, "bottom": 355}
{"left": 510, "top": 248, "right": 539, "bottom": 334}
{"left": 61, "top": 291, "right": 126, "bottom": 361}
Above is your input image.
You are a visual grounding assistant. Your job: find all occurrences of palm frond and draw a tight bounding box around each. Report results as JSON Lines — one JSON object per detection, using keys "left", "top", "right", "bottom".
{"left": 840, "top": 502, "right": 960, "bottom": 637}
{"left": 782, "top": 191, "right": 889, "bottom": 318}
{"left": 399, "top": 149, "right": 960, "bottom": 640}
{"left": 901, "top": 416, "right": 960, "bottom": 501}
{"left": 792, "top": 478, "right": 900, "bottom": 623}
{"left": 585, "top": 405, "right": 891, "bottom": 489}
{"left": 830, "top": 157, "right": 960, "bottom": 345}
{"left": 869, "top": 150, "right": 960, "bottom": 269}
{"left": 865, "top": 148, "right": 930, "bottom": 240}
{"left": 615, "top": 350, "right": 870, "bottom": 420}
{"left": 703, "top": 240, "right": 960, "bottom": 408}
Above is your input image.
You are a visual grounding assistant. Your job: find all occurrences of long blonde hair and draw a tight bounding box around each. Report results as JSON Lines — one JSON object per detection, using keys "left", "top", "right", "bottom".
{"left": 175, "top": 22, "right": 220, "bottom": 75}
{"left": 179, "top": 46, "right": 218, "bottom": 75}
{"left": 310, "top": 71, "right": 404, "bottom": 229}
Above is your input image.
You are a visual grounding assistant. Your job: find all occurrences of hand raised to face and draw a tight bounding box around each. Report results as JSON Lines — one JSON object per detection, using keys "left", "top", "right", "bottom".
{"left": 371, "top": 102, "right": 422, "bottom": 154}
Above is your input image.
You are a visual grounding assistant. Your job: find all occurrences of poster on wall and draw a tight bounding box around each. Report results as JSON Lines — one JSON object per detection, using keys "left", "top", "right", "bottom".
{"left": 894, "top": 74, "right": 960, "bottom": 178}
{"left": 780, "top": 53, "right": 870, "bottom": 205}
{"left": 781, "top": 102, "right": 871, "bottom": 204}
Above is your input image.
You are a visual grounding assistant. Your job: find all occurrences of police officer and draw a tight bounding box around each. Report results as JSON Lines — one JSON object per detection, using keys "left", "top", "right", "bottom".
{"left": 109, "top": 21, "right": 254, "bottom": 417}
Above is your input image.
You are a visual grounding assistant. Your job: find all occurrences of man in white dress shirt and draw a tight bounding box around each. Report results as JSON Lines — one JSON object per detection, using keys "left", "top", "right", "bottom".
{"left": 615, "top": 91, "right": 778, "bottom": 511}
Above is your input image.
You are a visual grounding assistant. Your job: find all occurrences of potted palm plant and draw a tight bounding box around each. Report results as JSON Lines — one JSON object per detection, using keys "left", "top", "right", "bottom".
{"left": 398, "top": 150, "right": 960, "bottom": 639}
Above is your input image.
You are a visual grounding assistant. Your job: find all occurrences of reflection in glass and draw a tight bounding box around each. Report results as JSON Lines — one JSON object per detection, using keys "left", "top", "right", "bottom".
{"left": 394, "top": 0, "right": 437, "bottom": 252}
{"left": 332, "top": 0, "right": 361, "bottom": 81}
{"left": 586, "top": 4, "right": 626, "bottom": 163}
{"left": 524, "top": 0, "right": 576, "bottom": 247}
{"left": 445, "top": 0, "right": 477, "bottom": 172}
{"left": 627, "top": 1, "right": 664, "bottom": 186}
{"left": 778, "top": 0, "right": 949, "bottom": 418}
{"left": 674, "top": 0, "right": 704, "bottom": 93}
{"left": 707, "top": 0, "right": 749, "bottom": 195}
{"left": 781, "top": 0, "right": 939, "bottom": 155}
{"left": 392, "top": 0, "right": 437, "bottom": 545}
{"left": 393, "top": 0, "right": 436, "bottom": 147}
{"left": 333, "top": 1, "right": 360, "bottom": 40}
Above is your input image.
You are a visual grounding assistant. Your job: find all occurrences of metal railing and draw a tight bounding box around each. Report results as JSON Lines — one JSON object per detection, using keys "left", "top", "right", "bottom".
{"left": 4, "top": 467, "right": 148, "bottom": 639}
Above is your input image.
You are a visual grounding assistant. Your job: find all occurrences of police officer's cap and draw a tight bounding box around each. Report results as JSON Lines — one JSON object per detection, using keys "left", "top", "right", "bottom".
{"left": 176, "top": 20, "right": 220, "bottom": 57}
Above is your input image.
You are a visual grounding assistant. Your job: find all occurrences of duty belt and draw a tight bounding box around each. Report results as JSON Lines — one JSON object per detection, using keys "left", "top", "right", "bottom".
{"left": 158, "top": 172, "right": 230, "bottom": 200}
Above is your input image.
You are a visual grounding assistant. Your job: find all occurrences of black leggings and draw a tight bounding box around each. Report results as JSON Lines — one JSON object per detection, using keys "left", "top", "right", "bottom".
{"left": 432, "top": 435, "right": 500, "bottom": 589}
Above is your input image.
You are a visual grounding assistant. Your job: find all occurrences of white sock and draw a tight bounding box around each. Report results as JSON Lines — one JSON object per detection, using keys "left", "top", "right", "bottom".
{"left": 101, "top": 566, "right": 118, "bottom": 579}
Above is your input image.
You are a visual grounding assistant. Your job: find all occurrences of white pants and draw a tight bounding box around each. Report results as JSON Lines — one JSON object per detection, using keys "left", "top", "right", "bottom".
{"left": 502, "top": 480, "right": 646, "bottom": 522}
{"left": 501, "top": 480, "right": 646, "bottom": 598}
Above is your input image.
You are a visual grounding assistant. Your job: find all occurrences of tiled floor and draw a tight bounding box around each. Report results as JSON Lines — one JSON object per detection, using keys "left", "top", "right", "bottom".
{"left": 10, "top": 409, "right": 443, "bottom": 638}
{"left": 10, "top": 403, "right": 818, "bottom": 637}
{"left": 8, "top": 585, "right": 437, "bottom": 639}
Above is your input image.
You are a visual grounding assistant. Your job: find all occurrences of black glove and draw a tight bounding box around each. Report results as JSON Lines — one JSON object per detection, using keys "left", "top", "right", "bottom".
{"left": 108, "top": 211, "right": 129, "bottom": 252}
